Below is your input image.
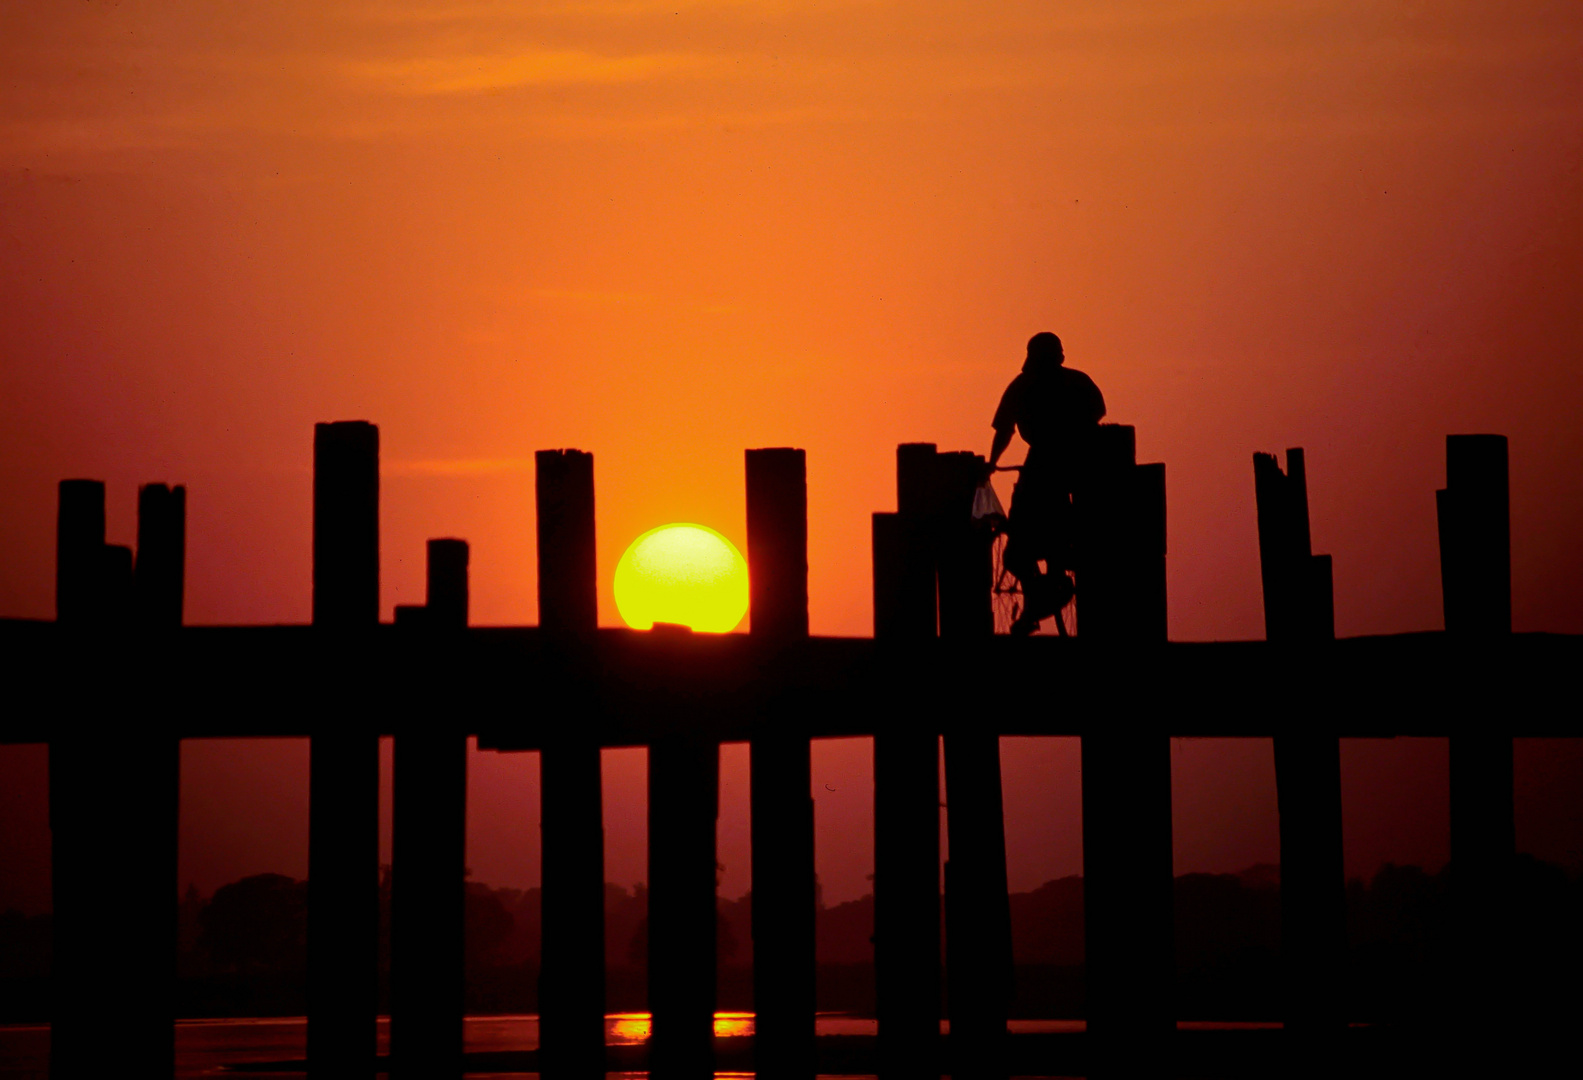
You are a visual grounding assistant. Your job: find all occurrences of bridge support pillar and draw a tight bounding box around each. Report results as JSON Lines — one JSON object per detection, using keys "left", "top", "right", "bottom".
{"left": 390, "top": 540, "right": 469, "bottom": 1077}
{"left": 1078, "top": 426, "right": 1174, "bottom": 1076}
{"left": 746, "top": 448, "right": 817, "bottom": 1080}
{"left": 1438, "top": 434, "right": 1514, "bottom": 1065}
{"left": 535, "top": 449, "right": 609, "bottom": 1079}
{"left": 872, "top": 444, "right": 947, "bottom": 1080}
{"left": 648, "top": 734, "right": 720, "bottom": 1079}
{"left": 308, "top": 421, "right": 381, "bottom": 1079}
{"left": 1255, "top": 448, "right": 1345, "bottom": 1065}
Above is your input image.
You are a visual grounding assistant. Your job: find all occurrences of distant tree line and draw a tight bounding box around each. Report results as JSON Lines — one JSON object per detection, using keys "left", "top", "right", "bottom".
{"left": 1, "top": 856, "right": 1578, "bottom": 1022}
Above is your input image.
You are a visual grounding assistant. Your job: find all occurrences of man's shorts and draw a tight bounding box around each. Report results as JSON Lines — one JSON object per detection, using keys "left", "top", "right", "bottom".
{"left": 1005, "top": 468, "right": 1074, "bottom": 569}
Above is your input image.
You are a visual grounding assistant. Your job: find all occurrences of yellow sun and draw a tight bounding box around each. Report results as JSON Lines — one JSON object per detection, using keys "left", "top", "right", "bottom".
{"left": 613, "top": 523, "right": 750, "bottom": 633}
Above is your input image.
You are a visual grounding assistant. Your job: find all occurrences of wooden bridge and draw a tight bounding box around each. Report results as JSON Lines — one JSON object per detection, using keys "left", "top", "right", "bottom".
{"left": 4, "top": 424, "right": 1572, "bottom": 1078}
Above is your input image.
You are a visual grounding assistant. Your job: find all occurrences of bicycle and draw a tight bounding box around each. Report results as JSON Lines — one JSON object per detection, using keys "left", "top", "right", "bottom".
{"left": 983, "top": 465, "right": 1076, "bottom": 637}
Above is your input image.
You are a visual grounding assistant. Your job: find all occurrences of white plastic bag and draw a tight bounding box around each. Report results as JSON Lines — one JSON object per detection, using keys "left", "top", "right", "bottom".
{"left": 971, "top": 480, "right": 1005, "bottom": 521}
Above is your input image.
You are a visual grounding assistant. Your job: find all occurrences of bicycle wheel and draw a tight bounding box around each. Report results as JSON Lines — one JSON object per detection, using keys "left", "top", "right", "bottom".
{"left": 990, "top": 526, "right": 1023, "bottom": 634}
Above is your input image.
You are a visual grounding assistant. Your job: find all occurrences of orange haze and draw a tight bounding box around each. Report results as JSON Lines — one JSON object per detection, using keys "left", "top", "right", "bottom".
{"left": 2, "top": 1, "right": 1580, "bottom": 636}
{"left": 2, "top": 3, "right": 1581, "bottom": 912}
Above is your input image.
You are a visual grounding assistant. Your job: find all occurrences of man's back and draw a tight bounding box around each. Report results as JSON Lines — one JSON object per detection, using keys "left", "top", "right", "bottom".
{"left": 993, "top": 363, "right": 1106, "bottom": 470}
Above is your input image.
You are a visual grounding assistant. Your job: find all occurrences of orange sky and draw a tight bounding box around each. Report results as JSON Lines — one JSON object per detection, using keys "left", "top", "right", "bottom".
{"left": 2, "top": 3, "right": 1581, "bottom": 912}
{"left": 2, "top": 0, "right": 1580, "bottom": 636}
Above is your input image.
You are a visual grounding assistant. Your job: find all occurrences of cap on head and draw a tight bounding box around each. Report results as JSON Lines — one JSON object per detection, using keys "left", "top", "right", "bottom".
{"left": 1026, "top": 332, "right": 1064, "bottom": 366}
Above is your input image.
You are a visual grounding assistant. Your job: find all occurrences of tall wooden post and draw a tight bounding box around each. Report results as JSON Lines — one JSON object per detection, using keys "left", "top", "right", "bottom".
{"left": 1438, "top": 434, "right": 1513, "bottom": 1054}
{"left": 649, "top": 729, "right": 720, "bottom": 1080}
{"left": 746, "top": 448, "right": 816, "bottom": 1080}
{"left": 1075, "top": 426, "right": 1174, "bottom": 1076}
{"left": 535, "top": 449, "right": 608, "bottom": 1079}
{"left": 872, "top": 442, "right": 943, "bottom": 1080}
{"left": 50, "top": 480, "right": 180, "bottom": 1078}
{"left": 1254, "top": 449, "right": 1344, "bottom": 1055}
{"left": 935, "top": 451, "right": 1011, "bottom": 1080}
{"left": 308, "top": 421, "right": 381, "bottom": 1079}
{"left": 390, "top": 540, "right": 469, "bottom": 1077}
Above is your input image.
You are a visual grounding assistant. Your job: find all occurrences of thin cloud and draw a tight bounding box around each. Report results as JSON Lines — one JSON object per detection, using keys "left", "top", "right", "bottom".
{"left": 386, "top": 458, "right": 539, "bottom": 476}
{"left": 345, "top": 50, "right": 721, "bottom": 94}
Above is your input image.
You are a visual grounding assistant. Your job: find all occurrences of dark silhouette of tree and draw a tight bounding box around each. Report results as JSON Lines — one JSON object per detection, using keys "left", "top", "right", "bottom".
{"left": 198, "top": 873, "right": 306, "bottom": 974}
{"left": 464, "top": 883, "right": 514, "bottom": 971}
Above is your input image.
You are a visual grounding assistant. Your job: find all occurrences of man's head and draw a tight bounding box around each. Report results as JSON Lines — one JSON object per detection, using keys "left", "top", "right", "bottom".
{"left": 1024, "top": 332, "right": 1064, "bottom": 372}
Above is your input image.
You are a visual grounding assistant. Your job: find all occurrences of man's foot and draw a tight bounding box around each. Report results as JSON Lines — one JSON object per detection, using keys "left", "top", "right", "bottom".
{"left": 1010, "top": 608, "right": 1045, "bottom": 636}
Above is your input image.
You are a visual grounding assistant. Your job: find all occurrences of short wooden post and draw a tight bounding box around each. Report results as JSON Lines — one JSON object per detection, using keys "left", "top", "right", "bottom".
{"left": 307, "top": 421, "right": 381, "bottom": 1079}
{"left": 390, "top": 540, "right": 469, "bottom": 1078}
{"left": 648, "top": 732, "right": 721, "bottom": 1079}
{"left": 135, "top": 484, "right": 186, "bottom": 628}
{"left": 745, "top": 448, "right": 816, "bottom": 1080}
{"left": 1438, "top": 435, "right": 1511, "bottom": 636}
{"left": 425, "top": 539, "right": 469, "bottom": 629}
{"left": 1253, "top": 449, "right": 1344, "bottom": 1053}
{"left": 56, "top": 480, "right": 105, "bottom": 625}
{"left": 535, "top": 449, "right": 608, "bottom": 1079}
{"left": 1076, "top": 426, "right": 1174, "bottom": 1075}
{"left": 49, "top": 481, "right": 180, "bottom": 1078}
{"left": 934, "top": 451, "right": 1011, "bottom": 1080}
{"left": 1438, "top": 434, "right": 1514, "bottom": 1053}
{"left": 872, "top": 443, "right": 943, "bottom": 1080}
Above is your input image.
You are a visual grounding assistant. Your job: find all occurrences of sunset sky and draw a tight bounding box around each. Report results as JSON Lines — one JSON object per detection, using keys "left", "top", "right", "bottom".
{"left": 2, "top": 2, "right": 1580, "bottom": 913}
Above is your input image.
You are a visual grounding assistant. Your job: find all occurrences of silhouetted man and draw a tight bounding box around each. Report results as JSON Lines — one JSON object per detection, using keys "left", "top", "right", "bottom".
{"left": 986, "top": 332, "right": 1106, "bottom": 635}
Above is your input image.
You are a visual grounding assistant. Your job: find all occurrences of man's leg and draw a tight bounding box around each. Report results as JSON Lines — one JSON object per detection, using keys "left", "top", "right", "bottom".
{"left": 1003, "top": 535, "right": 1052, "bottom": 621}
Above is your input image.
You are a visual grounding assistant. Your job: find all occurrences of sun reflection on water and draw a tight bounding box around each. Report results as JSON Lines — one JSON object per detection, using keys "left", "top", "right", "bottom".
{"left": 604, "top": 1012, "right": 756, "bottom": 1044}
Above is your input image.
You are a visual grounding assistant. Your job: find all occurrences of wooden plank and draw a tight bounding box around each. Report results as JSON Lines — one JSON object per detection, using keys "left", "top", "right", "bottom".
{"left": 745, "top": 448, "right": 816, "bottom": 1080}
{"left": 307, "top": 421, "right": 381, "bottom": 1079}
{"left": 534, "top": 449, "right": 608, "bottom": 1079}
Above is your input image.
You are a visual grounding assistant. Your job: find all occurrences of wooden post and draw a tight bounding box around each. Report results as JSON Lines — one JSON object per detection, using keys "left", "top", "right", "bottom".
{"left": 648, "top": 732, "right": 720, "bottom": 1080}
{"left": 50, "top": 725, "right": 179, "bottom": 1080}
{"left": 308, "top": 421, "right": 381, "bottom": 1079}
{"left": 135, "top": 484, "right": 186, "bottom": 628}
{"left": 872, "top": 442, "right": 943, "bottom": 1080}
{"left": 535, "top": 449, "right": 608, "bottom": 1079}
{"left": 390, "top": 540, "right": 469, "bottom": 1078}
{"left": 1438, "top": 435, "right": 1511, "bottom": 636}
{"left": 1253, "top": 448, "right": 1344, "bottom": 1054}
{"left": 426, "top": 539, "right": 469, "bottom": 629}
{"left": 746, "top": 448, "right": 816, "bottom": 1080}
{"left": 56, "top": 480, "right": 105, "bottom": 625}
{"left": 49, "top": 481, "right": 180, "bottom": 1078}
{"left": 1080, "top": 732, "right": 1174, "bottom": 1076}
{"left": 1438, "top": 434, "right": 1514, "bottom": 1054}
{"left": 1074, "top": 425, "right": 1167, "bottom": 640}
{"left": 935, "top": 451, "right": 1011, "bottom": 1080}
{"left": 1075, "top": 426, "right": 1174, "bottom": 1075}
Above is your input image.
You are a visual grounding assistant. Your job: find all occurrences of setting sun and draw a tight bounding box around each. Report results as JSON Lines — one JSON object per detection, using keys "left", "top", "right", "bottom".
{"left": 613, "top": 523, "right": 749, "bottom": 633}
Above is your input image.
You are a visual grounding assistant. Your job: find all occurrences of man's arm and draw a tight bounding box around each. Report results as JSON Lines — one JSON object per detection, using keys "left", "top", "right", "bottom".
{"left": 988, "top": 424, "right": 1013, "bottom": 470}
